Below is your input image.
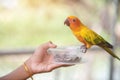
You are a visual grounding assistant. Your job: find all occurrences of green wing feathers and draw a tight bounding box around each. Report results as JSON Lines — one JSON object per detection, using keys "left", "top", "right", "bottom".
{"left": 94, "top": 34, "right": 120, "bottom": 60}
{"left": 80, "top": 27, "right": 120, "bottom": 60}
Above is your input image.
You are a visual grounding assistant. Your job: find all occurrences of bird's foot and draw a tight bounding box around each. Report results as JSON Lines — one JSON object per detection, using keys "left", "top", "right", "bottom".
{"left": 80, "top": 45, "right": 87, "bottom": 53}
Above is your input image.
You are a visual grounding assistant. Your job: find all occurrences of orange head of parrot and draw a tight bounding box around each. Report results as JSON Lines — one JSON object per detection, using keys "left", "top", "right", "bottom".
{"left": 64, "top": 16, "right": 83, "bottom": 30}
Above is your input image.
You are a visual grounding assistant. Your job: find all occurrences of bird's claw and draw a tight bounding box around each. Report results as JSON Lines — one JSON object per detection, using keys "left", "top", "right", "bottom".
{"left": 80, "top": 45, "right": 87, "bottom": 53}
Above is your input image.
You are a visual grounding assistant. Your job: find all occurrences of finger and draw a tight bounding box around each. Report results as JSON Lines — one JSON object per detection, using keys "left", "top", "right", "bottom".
{"left": 41, "top": 41, "right": 57, "bottom": 50}
{"left": 49, "top": 41, "right": 57, "bottom": 48}
{"left": 48, "top": 63, "right": 74, "bottom": 71}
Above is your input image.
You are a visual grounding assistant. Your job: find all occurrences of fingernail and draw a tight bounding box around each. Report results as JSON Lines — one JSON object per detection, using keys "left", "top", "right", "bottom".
{"left": 49, "top": 41, "right": 52, "bottom": 44}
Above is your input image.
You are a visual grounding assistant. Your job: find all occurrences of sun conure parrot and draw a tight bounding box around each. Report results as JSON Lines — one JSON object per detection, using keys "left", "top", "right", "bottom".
{"left": 64, "top": 16, "right": 120, "bottom": 60}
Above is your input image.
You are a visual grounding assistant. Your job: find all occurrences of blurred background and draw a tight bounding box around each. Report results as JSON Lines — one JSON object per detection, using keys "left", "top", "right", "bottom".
{"left": 0, "top": 0, "right": 120, "bottom": 80}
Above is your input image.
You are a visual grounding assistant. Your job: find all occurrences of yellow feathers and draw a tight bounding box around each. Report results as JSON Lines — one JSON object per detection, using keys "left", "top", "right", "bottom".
{"left": 64, "top": 16, "right": 120, "bottom": 60}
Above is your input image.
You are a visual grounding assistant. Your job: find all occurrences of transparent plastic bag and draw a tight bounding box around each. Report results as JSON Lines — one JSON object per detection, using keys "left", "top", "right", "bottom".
{"left": 47, "top": 46, "right": 85, "bottom": 64}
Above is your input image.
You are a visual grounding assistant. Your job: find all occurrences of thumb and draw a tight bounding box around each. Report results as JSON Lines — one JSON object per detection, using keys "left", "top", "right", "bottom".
{"left": 37, "top": 41, "right": 57, "bottom": 52}
{"left": 41, "top": 41, "right": 57, "bottom": 50}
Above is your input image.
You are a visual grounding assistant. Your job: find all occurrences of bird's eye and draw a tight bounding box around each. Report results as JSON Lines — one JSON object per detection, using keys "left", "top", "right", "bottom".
{"left": 73, "top": 19, "right": 76, "bottom": 22}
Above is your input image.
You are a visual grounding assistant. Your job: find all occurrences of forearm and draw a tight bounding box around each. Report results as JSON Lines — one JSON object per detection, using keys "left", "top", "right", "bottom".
{"left": 0, "top": 64, "right": 31, "bottom": 80}
{"left": 0, "top": 42, "right": 70, "bottom": 80}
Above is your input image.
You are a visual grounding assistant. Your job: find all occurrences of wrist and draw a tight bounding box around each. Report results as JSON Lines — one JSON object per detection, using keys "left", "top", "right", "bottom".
{"left": 25, "top": 58, "right": 34, "bottom": 75}
{"left": 23, "top": 62, "right": 34, "bottom": 80}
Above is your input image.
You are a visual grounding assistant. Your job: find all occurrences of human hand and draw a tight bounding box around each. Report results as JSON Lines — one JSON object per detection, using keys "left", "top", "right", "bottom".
{"left": 25, "top": 41, "right": 70, "bottom": 75}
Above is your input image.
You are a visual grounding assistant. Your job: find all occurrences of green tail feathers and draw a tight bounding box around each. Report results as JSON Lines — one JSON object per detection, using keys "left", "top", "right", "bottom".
{"left": 101, "top": 47, "right": 120, "bottom": 61}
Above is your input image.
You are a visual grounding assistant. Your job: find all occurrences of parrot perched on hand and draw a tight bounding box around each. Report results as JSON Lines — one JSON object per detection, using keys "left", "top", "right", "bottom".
{"left": 64, "top": 16, "right": 120, "bottom": 61}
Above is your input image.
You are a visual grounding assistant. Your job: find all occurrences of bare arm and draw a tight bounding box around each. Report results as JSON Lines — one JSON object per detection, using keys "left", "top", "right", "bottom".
{"left": 0, "top": 41, "right": 69, "bottom": 80}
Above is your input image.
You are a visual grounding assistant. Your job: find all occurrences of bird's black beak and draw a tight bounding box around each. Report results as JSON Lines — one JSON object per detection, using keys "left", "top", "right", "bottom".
{"left": 64, "top": 19, "right": 70, "bottom": 26}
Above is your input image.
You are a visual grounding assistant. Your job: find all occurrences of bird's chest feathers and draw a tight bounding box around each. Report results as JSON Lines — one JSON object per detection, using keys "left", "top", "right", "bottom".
{"left": 72, "top": 27, "right": 90, "bottom": 44}
{"left": 73, "top": 31, "right": 85, "bottom": 43}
